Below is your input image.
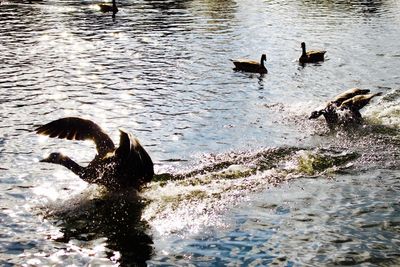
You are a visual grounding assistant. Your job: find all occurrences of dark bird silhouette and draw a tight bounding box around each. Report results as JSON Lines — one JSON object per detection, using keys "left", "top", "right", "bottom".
{"left": 231, "top": 54, "right": 268, "bottom": 74}
{"left": 36, "top": 117, "right": 153, "bottom": 191}
{"left": 98, "top": 0, "right": 118, "bottom": 13}
{"left": 299, "top": 42, "right": 326, "bottom": 64}
{"left": 309, "top": 88, "right": 372, "bottom": 126}
{"left": 309, "top": 104, "right": 339, "bottom": 125}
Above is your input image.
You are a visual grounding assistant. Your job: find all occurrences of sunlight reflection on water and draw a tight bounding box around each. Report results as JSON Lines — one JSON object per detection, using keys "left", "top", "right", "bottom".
{"left": 0, "top": 0, "right": 399, "bottom": 266}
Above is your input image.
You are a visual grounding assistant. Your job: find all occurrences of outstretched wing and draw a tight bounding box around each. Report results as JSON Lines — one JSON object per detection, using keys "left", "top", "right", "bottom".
{"left": 331, "top": 88, "right": 370, "bottom": 106}
{"left": 35, "top": 117, "right": 115, "bottom": 157}
{"left": 339, "top": 92, "right": 382, "bottom": 111}
{"left": 116, "top": 130, "right": 154, "bottom": 186}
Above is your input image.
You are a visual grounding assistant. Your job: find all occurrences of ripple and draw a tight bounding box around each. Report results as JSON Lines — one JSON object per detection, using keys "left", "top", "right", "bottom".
{"left": 0, "top": 0, "right": 400, "bottom": 265}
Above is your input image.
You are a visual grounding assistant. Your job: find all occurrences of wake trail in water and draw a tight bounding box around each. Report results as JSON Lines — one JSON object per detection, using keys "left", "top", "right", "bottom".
{"left": 143, "top": 88, "right": 399, "bottom": 238}
{"left": 31, "top": 88, "right": 399, "bottom": 263}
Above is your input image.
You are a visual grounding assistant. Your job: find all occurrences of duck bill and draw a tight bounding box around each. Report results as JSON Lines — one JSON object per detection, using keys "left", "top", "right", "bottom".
{"left": 39, "top": 157, "right": 50, "bottom": 163}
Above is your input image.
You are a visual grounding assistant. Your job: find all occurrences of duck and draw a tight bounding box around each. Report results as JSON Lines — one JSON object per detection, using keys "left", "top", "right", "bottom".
{"left": 36, "top": 117, "right": 153, "bottom": 191}
{"left": 299, "top": 42, "right": 326, "bottom": 64}
{"left": 308, "top": 103, "right": 339, "bottom": 126}
{"left": 98, "top": 0, "right": 118, "bottom": 13}
{"left": 231, "top": 54, "right": 268, "bottom": 74}
{"left": 309, "top": 88, "right": 371, "bottom": 126}
{"left": 338, "top": 92, "right": 383, "bottom": 118}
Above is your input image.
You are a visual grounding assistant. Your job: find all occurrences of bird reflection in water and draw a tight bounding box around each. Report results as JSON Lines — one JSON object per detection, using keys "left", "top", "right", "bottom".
{"left": 98, "top": 0, "right": 118, "bottom": 20}
{"left": 49, "top": 191, "right": 153, "bottom": 266}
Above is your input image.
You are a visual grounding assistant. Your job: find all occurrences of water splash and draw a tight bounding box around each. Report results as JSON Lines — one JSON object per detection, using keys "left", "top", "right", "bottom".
{"left": 365, "top": 88, "right": 400, "bottom": 129}
{"left": 142, "top": 146, "right": 360, "bottom": 239}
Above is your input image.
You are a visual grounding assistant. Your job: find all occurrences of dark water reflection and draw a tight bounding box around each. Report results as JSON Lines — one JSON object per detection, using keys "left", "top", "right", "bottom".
{"left": 299, "top": 0, "right": 387, "bottom": 14}
{"left": 50, "top": 193, "right": 153, "bottom": 266}
{"left": 0, "top": 0, "right": 399, "bottom": 265}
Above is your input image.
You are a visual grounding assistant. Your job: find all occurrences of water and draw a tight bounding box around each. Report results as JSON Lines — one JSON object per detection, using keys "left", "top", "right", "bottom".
{"left": 0, "top": 0, "right": 399, "bottom": 266}
{"left": 148, "top": 170, "right": 400, "bottom": 266}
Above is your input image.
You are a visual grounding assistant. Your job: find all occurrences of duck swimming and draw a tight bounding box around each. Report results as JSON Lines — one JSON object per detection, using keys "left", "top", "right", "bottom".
{"left": 231, "top": 54, "right": 268, "bottom": 74}
{"left": 98, "top": 0, "right": 118, "bottom": 13}
{"left": 36, "top": 117, "right": 153, "bottom": 191}
{"left": 299, "top": 42, "right": 326, "bottom": 64}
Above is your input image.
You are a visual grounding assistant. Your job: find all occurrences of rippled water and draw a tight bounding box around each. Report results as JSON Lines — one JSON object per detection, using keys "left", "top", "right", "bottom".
{"left": 1, "top": 0, "right": 399, "bottom": 266}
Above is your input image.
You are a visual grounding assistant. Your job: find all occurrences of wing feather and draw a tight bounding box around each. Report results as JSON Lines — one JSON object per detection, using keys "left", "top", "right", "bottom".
{"left": 116, "top": 130, "right": 154, "bottom": 185}
{"left": 35, "top": 117, "right": 115, "bottom": 156}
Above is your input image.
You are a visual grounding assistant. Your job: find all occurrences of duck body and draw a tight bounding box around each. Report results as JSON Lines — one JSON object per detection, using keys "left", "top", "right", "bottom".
{"left": 98, "top": 0, "right": 118, "bottom": 13}
{"left": 231, "top": 54, "right": 268, "bottom": 74}
{"left": 36, "top": 117, "right": 153, "bottom": 191}
{"left": 299, "top": 42, "right": 326, "bottom": 64}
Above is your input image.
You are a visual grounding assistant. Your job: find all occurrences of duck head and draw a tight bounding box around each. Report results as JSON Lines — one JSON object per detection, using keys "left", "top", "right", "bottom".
{"left": 261, "top": 54, "right": 267, "bottom": 61}
{"left": 309, "top": 110, "right": 323, "bottom": 119}
{"left": 260, "top": 54, "right": 267, "bottom": 64}
{"left": 260, "top": 54, "right": 267, "bottom": 69}
{"left": 40, "top": 152, "right": 68, "bottom": 164}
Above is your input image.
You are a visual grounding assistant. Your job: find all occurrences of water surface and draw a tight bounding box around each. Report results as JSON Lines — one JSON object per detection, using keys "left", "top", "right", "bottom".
{"left": 0, "top": 0, "right": 399, "bottom": 266}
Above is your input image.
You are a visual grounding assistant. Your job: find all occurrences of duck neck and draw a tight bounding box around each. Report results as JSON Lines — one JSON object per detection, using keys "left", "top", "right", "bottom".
{"left": 301, "top": 44, "right": 307, "bottom": 56}
{"left": 112, "top": 0, "right": 117, "bottom": 8}
{"left": 260, "top": 55, "right": 266, "bottom": 68}
{"left": 59, "top": 156, "right": 85, "bottom": 176}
